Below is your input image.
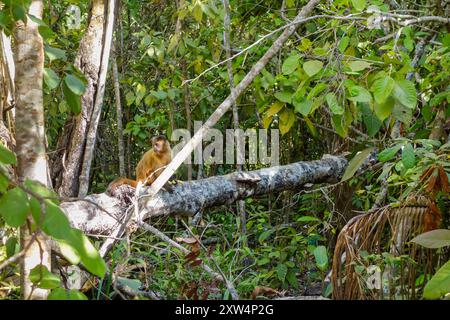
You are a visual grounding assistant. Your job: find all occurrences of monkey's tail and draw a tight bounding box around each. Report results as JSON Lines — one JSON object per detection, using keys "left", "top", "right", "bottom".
{"left": 107, "top": 177, "right": 138, "bottom": 192}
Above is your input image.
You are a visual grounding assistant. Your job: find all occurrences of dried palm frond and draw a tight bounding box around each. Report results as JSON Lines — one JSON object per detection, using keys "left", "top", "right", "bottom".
{"left": 331, "top": 196, "right": 442, "bottom": 300}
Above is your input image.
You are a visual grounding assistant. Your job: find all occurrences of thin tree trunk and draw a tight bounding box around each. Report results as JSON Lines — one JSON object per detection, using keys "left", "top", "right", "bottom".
{"left": 14, "top": 0, "right": 50, "bottom": 300}
{"left": 222, "top": 0, "right": 247, "bottom": 245}
{"left": 181, "top": 61, "right": 192, "bottom": 181}
{"left": 148, "top": 0, "right": 321, "bottom": 197}
{"left": 112, "top": 50, "right": 125, "bottom": 176}
{"left": 52, "top": 0, "right": 106, "bottom": 197}
{"left": 78, "top": 0, "right": 116, "bottom": 197}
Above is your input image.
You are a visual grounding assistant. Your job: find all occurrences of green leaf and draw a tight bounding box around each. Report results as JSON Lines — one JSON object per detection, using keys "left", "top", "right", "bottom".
{"left": 41, "top": 201, "right": 72, "bottom": 240}
{"left": 0, "top": 143, "right": 17, "bottom": 165}
{"left": 378, "top": 144, "right": 402, "bottom": 162}
{"left": 341, "top": 147, "right": 375, "bottom": 182}
{"left": 347, "top": 60, "right": 371, "bottom": 72}
{"left": 286, "top": 270, "right": 299, "bottom": 288}
{"left": 0, "top": 187, "right": 29, "bottom": 227}
{"left": 325, "top": 93, "right": 344, "bottom": 115}
{"left": 402, "top": 143, "right": 415, "bottom": 169}
{"left": 44, "top": 45, "right": 66, "bottom": 62}
{"left": 5, "top": 236, "right": 17, "bottom": 257}
{"left": 48, "top": 288, "right": 88, "bottom": 300}
{"left": 117, "top": 277, "right": 142, "bottom": 291}
{"left": 297, "top": 216, "right": 321, "bottom": 223}
{"left": 411, "top": 229, "right": 450, "bottom": 249}
{"left": 63, "top": 82, "right": 81, "bottom": 114}
{"left": 338, "top": 36, "right": 349, "bottom": 53}
{"left": 392, "top": 102, "right": 413, "bottom": 124}
{"left": 313, "top": 246, "right": 328, "bottom": 271}
{"left": 303, "top": 60, "right": 323, "bottom": 77}
{"left": 293, "top": 99, "right": 312, "bottom": 116}
{"left": 258, "top": 230, "right": 273, "bottom": 243}
{"left": 68, "top": 229, "right": 106, "bottom": 277}
{"left": 348, "top": 86, "right": 372, "bottom": 103}
{"left": 371, "top": 76, "right": 394, "bottom": 104}
{"left": 374, "top": 96, "right": 395, "bottom": 121}
{"left": 392, "top": 79, "right": 417, "bottom": 109}
{"left": 43, "top": 68, "right": 60, "bottom": 90}
{"left": 12, "top": 4, "right": 26, "bottom": 22}
{"left": 29, "top": 265, "right": 61, "bottom": 289}
{"left": 192, "top": 2, "right": 203, "bottom": 23}
{"left": 24, "top": 179, "right": 59, "bottom": 205}
{"left": 282, "top": 54, "right": 300, "bottom": 75}
{"left": 423, "top": 260, "right": 450, "bottom": 300}
{"left": 151, "top": 90, "right": 168, "bottom": 100}
{"left": 277, "top": 263, "right": 288, "bottom": 282}
{"left": 64, "top": 74, "right": 86, "bottom": 96}
{"left": 351, "top": 0, "right": 366, "bottom": 11}
{"left": 274, "top": 91, "right": 293, "bottom": 104}
{"left": 361, "top": 104, "right": 382, "bottom": 136}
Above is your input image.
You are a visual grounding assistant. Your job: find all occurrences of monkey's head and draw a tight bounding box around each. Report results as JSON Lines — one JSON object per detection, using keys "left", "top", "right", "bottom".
{"left": 151, "top": 135, "right": 170, "bottom": 154}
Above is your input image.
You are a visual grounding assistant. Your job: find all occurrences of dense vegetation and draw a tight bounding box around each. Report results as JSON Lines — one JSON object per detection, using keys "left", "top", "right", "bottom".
{"left": 0, "top": 0, "right": 449, "bottom": 300}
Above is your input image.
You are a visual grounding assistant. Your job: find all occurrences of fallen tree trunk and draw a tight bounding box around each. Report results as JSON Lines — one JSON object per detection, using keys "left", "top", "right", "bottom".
{"left": 61, "top": 155, "right": 347, "bottom": 235}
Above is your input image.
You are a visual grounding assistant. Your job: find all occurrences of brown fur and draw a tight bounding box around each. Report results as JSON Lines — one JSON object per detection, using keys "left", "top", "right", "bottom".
{"left": 109, "top": 135, "right": 172, "bottom": 190}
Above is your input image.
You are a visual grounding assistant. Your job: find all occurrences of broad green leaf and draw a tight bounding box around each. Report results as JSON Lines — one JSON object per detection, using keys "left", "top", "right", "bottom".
{"left": 392, "top": 102, "right": 413, "bottom": 124}
{"left": 378, "top": 144, "right": 402, "bottom": 162}
{"left": 347, "top": 60, "right": 371, "bottom": 72}
{"left": 41, "top": 201, "right": 72, "bottom": 240}
{"left": 117, "top": 277, "right": 142, "bottom": 291}
{"left": 282, "top": 54, "right": 300, "bottom": 75}
{"left": 331, "top": 114, "right": 348, "bottom": 138}
{"left": 371, "top": 76, "right": 394, "bottom": 104}
{"left": 274, "top": 91, "right": 293, "bottom": 104}
{"left": 411, "top": 229, "right": 450, "bottom": 249}
{"left": 64, "top": 75, "right": 86, "bottom": 96}
{"left": 402, "top": 143, "right": 415, "bottom": 169}
{"left": 44, "top": 45, "right": 66, "bottom": 62}
{"left": 277, "top": 263, "right": 288, "bottom": 282}
{"left": 348, "top": 86, "right": 372, "bottom": 103}
{"left": 192, "top": 3, "right": 203, "bottom": 23}
{"left": 341, "top": 147, "right": 375, "bottom": 182}
{"left": 351, "top": 0, "right": 366, "bottom": 11}
{"left": 24, "top": 179, "right": 59, "bottom": 205}
{"left": 392, "top": 79, "right": 417, "bottom": 109}
{"left": 125, "top": 91, "right": 135, "bottom": 106}
{"left": 5, "top": 236, "right": 17, "bottom": 257}
{"left": 151, "top": 90, "right": 168, "bottom": 100}
{"left": 43, "top": 68, "right": 60, "bottom": 90}
{"left": 29, "top": 265, "right": 61, "bottom": 289}
{"left": 303, "top": 60, "right": 323, "bottom": 77}
{"left": 325, "top": 93, "right": 344, "bottom": 115}
{"left": 48, "top": 288, "right": 88, "bottom": 300}
{"left": 338, "top": 36, "right": 350, "bottom": 53}
{"left": 361, "top": 104, "right": 382, "bottom": 136}
{"left": 68, "top": 229, "right": 106, "bottom": 277}
{"left": 57, "top": 239, "right": 81, "bottom": 265}
{"left": 293, "top": 99, "right": 312, "bottom": 116}
{"left": 423, "top": 260, "right": 450, "bottom": 300}
{"left": 313, "top": 246, "right": 328, "bottom": 271}
{"left": 135, "top": 83, "right": 147, "bottom": 104}
{"left": 63, "top": 82, "right": 81, "bottom": 114}
{"left": 0, "top": 143, "right": 17, "bottom": 165}
{"left": 374, "top": 96, "right": 395, "bottom": 121}
{"left": 0, "top": 187, "right": 29, "bottom": 227}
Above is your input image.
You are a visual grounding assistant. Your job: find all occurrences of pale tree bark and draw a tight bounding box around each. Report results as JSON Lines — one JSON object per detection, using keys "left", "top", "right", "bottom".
{"left": 78, "top": 0, "right": 116, "bottom": 197}
{"left": 112, "top": 50, "right": 125, "bottom": 176}
{"left": 13, "top": 0, "right": 50, "bottom": 300}
{"left": 61, "top": 155, "right": 346, "bottom": 235}
{"left": 52, "top": 0, "right": 106, "bottom": 197}
{"left": 222, "top": 0, "right": 247, "bottom": 244}
{"left": 147, "top": 0, "right": 321, "bottom": 198}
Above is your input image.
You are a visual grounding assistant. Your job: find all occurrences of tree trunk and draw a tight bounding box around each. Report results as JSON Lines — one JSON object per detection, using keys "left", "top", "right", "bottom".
{"left": 14, "top": 0, "right": 50, "bottom": 300}
{"left": 78, "top": 0, "right": 116, "bottom": 197}
{"left": 222, "top": 0, "right": 247, "bottom": 244}
{"left": 52, "top": 0, "right": 106, "bottom": 197}
{"left": 112, "top": 52, "right": 125, "bottom": 176}
{"left": 61, "top": 155, "right": 347, "bottom": 235}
